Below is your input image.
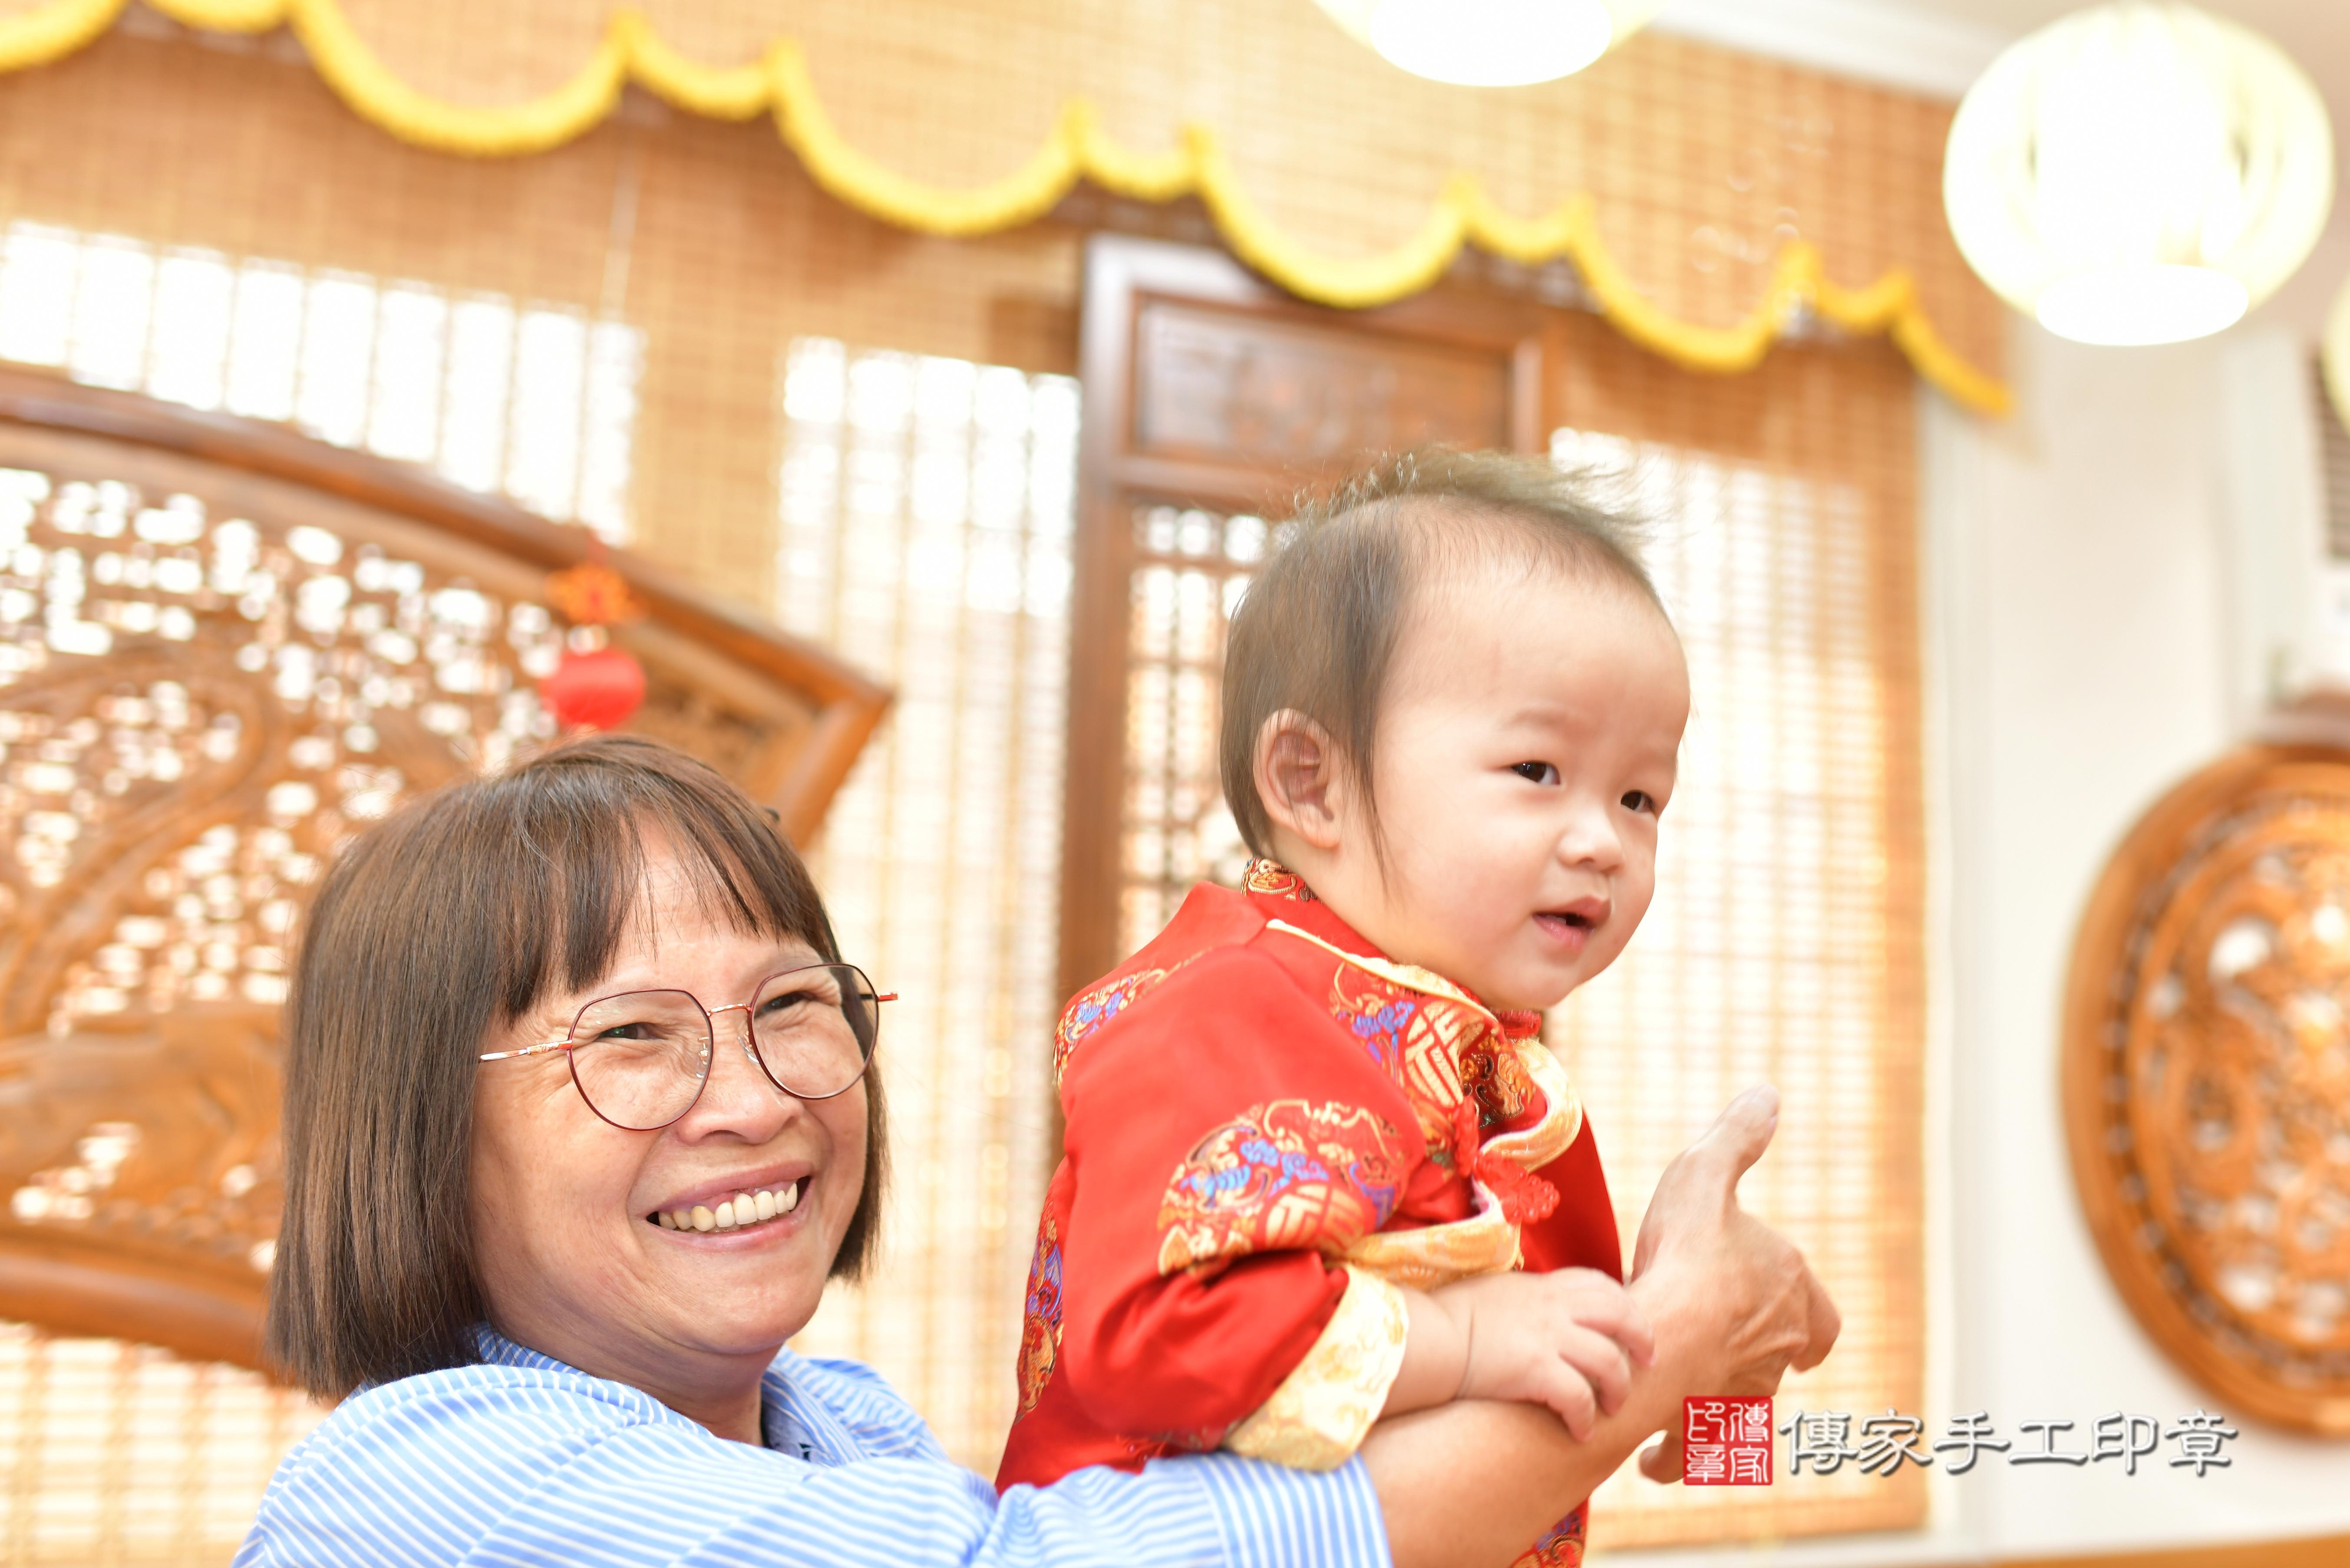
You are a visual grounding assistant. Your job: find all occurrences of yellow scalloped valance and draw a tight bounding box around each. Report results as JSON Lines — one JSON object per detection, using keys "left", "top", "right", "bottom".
{"left": 0, "top": 0, "right": 2010, "bottom": 414}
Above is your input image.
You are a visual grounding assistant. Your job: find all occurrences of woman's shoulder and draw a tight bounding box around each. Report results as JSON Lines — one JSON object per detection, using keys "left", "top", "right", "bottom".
{"left": 285, "top": 1335, "right": 942, "bottom": 1469}
{"left": 238, "top": 1336, "right": 960, "bottom": 1567}
{"left": 760, "top": 1347, "right": 950, "bottom": 1465}
{"left": 266, "top": 1349, "right": 704, "bottom": 1496}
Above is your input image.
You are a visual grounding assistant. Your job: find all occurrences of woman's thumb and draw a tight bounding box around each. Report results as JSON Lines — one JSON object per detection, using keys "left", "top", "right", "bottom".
{"left": 1699, "top": 1084, "right": 1780, "bottom": 1183}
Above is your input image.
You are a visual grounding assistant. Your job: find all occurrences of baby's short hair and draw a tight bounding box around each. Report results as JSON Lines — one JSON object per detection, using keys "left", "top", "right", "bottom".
{"left": 1219, "top": 448, "right": 1660, "bottom": 856}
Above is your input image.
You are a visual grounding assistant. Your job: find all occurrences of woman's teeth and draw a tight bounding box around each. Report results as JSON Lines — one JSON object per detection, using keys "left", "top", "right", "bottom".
{"left": 655, "top": 1181, "right": 801, "bottom": 1233}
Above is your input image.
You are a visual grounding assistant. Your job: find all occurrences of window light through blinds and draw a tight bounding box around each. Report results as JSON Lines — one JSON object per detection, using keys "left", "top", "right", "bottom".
{"left": 1547, "top": 424, "right": 1924, "bottom": 1545}
{"left": 0, "top": 1323, "right": 325, "bottom": 1565}
{"left": 773, "top": 338, "right": 1076, "bottom": 1474}
{"left": 0, "top": 221, "right": 642, "bottom": 540}
{"left": 1102, "top": 395, "right": 1925, "bottom": 1548}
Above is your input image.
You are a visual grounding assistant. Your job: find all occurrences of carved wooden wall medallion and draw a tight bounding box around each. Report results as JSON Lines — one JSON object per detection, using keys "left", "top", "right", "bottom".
{"left": 0, "top": 369, "right": 888, "bottom": 1369}
{"left": 2064, "top": 744, "right": 2350, "bottom": 1434}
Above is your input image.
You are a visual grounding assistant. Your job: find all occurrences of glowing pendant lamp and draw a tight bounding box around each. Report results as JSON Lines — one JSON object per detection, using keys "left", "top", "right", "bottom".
{"left": 1312, "top": 0, "right": 1659, "bottom": 87}
{"left": 1944, "top": 2, "right": 2333, "bottom": 347}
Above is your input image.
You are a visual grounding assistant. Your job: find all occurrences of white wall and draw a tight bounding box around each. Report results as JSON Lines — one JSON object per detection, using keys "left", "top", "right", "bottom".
{"left": 1932, "top": 319, "right": 2350, "bottom": 1562}
{"left": 1627, "top": 227, "right": 2350, "bottom": 1566}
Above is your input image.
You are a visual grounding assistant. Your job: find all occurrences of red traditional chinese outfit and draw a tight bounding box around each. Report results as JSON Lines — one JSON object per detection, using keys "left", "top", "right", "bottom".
{"left": 997, "top": 861, "right": 1623, "bottom": 1567}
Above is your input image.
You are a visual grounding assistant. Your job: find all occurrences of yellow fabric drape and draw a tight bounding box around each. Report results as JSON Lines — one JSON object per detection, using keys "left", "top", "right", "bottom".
{"left": 0, "top": 0, "right": 2010, "bottom": 413}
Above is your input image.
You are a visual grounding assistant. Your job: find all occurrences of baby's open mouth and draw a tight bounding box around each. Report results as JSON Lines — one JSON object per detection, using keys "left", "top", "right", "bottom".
{"left": 651, "top": 1179, "right": 802, "bottom": 1233}
{"left": 1534, "top": 908, "right": 1601, "bottom": 946}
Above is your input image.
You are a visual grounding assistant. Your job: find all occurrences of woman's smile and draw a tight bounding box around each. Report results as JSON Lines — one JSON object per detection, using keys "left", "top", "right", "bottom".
{"left": 650, "top": 1175, "right": 809, "bottom": 1234}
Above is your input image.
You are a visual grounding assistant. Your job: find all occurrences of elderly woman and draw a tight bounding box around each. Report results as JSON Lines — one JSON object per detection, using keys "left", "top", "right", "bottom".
{"left": 238, "top": 736, "right": 1834, "bottom": 1568}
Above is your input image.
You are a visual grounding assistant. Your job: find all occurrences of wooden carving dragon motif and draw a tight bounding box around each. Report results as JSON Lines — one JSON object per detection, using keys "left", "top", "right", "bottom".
{"left": 0, "top": 368, "right": 888, "bottom": 1369}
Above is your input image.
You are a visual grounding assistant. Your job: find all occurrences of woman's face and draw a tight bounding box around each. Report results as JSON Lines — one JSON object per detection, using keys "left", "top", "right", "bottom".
{"left": 467, "top": 843, "right": 868, "bottom": 1435}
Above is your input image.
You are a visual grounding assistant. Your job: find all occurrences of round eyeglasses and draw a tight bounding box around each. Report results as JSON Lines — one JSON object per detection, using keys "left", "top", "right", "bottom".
{"left": 478, "top": 963, "right": 892, "bottom": 1132}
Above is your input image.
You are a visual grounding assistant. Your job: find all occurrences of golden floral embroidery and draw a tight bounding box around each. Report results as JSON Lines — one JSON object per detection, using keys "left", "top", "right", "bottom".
{"left": 1343, "top": 1179, "right": 1525, "bottom": 1290}
{"left": 1479, "top": 1038, "right": 1581, "bottom": 1172}
{"left": 1515, "top": 1504, "right": 1589, "bottom": 1568}
{"left": 1155, "top": 1100, "right": 1410, "bottom": 1276}
{"left": 1014, "top": 1218, "right": 1065, "bottom": 1416}
{"left": 1244, "top": 858, "right": 1315, "bottom": 899}
{"left": 1222, "top": 1265, "right": 1410, "bottom": 1469}
{"left": 1270, "top": 917, "right": 1583, "bottom": 1174}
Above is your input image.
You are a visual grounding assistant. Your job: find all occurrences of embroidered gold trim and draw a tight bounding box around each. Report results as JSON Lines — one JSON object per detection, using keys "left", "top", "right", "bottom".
{"left": 1344, "top": 1180, "right": 1523, "bottom": 1291}
{"left": 1482, "top": 1039, "right": 1583, "bottom": 1171}
{"left": 1266, "top": 919, "right": 1495, "bottom": 1024}
{"left": 1223, "top": 1264, "right": 1409, "bottom": 1469}
{"left": 1267, "top": 918, "right": 1585, "bottom": 1176}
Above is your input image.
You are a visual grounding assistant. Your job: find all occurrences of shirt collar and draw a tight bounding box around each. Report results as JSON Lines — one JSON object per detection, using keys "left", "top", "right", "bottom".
{"left": 1243, "top": 858, "right": 1541, "bottom": 1040}
{"left": 467, "top": 1324, "right": 848, "bottom": 1459}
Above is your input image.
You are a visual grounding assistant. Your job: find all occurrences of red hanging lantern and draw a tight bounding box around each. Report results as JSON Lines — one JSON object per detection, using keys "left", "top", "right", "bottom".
{"left": 541, "top": 644, "right": 647, "bottom": 731}
{"left": 540, "top": 557, "right": 647, "bottom": 732}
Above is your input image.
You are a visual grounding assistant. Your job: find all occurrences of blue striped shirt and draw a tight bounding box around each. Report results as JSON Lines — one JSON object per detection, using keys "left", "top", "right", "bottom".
{"left": 234, "top": 1328, "right": 1391, "bottom": 1568}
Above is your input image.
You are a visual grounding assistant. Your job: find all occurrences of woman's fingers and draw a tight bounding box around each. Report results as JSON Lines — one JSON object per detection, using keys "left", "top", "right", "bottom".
{"left": 1638, "top": 1432, "right": 1682, "bottom": 1483}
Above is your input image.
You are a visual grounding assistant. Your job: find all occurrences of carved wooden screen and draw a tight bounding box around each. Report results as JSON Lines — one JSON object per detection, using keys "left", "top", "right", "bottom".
{"left": 1059, "top": 235, "right": 1545, "bottom": 999}
{"left": 2063, "top": 732, "right": 2350, "bottom": 1434}
{"left": 0, "top": 367, "right": 887, "bottom": 1370}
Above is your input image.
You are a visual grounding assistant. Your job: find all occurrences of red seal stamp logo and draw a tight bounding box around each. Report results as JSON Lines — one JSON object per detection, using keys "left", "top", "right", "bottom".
{"left": 1684, "top": 1396, "right": 1773, "bottom": 1485}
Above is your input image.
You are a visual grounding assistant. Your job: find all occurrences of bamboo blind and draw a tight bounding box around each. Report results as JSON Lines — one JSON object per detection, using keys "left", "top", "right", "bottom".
{"left": 0, "top": 0, "right": 2001, "bottom": 389}
{"left": 0, "top": 13, "right": 1946, "bottom": 1555}
{"left": 772, "top": 338, "right": 1076, "bottom": 1475}
{"left": 0, "top": 1325, "right": 325, "bottom": 1565}
{"left": 1099, "top": 326, "right": 1925, "bottom": 1548}
{"left": 1549, "top": 321, "right": 1926, "bottom": 1546}
{"left": 0, "top": 220, "right": 643, "bottom": 538}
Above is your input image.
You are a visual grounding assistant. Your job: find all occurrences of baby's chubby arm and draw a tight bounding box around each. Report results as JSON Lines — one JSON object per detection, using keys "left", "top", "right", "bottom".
{"left": 1380, "top": 1270, "right": 1654, "bottom": 1440}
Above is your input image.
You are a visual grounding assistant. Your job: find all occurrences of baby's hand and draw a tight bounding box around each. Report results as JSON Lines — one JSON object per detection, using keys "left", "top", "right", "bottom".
{"left": 1433, "top": 1269, "right": 1654, "bottom": 1440}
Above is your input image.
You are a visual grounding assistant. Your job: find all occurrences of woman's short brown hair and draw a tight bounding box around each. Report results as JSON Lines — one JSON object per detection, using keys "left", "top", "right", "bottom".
{"left": 265, "top": 734, "right": 887, "bottom": 1398}
{"left": 1219, "top": 447, "right": 1664, "bottom": 857}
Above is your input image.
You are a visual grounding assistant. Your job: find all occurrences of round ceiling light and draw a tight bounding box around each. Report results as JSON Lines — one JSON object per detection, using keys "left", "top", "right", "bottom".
{"left": 1313, "top": 0, "right": 1658, "bottom": 88}
{"left": 1944, "top": 2, "right": 2333, "bottom": 348}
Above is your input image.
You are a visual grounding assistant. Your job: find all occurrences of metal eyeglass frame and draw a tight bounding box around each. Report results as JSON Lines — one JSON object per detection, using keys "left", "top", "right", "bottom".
{"left": 476, "top": 962, "right": 896, "bottom": 1131}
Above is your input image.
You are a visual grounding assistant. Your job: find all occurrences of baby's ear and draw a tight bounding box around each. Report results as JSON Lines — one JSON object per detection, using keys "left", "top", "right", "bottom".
{"left": 1254, "top": 709, "right": 1345, "bottom": 850}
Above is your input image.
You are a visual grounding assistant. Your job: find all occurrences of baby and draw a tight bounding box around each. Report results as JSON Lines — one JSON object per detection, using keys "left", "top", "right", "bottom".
{"left": 999, "top": 451, "right": 1690, "bottom": 1567}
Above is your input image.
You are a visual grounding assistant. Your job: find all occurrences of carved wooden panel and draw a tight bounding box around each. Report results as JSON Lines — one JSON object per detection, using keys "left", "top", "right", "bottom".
{"left": 0, "top": 369, "right": 888, "bottom": 1369}
{"left": 2064, "top": 742, "right": 2350, "bottom": 1433}
{"left": 1132, "top": 300, "right": 1513, "bottom": 465}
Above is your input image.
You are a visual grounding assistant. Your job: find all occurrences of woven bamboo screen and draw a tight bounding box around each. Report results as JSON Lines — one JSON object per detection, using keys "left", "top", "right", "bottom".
{"left": 0, "top": 10, "right": 1959, "bottom": 1557}
{"left": 0, "top": 0, "right": 2001, "bottom": 390}
{"left": 1098, "top": 320, "right": 1925, "bottom": 1548}
{"left": 1541, "top": 319, "right": 1927, "bottom": 1545}
{"left": 771, "top": 338, "right": 1076, "bottom": 1471}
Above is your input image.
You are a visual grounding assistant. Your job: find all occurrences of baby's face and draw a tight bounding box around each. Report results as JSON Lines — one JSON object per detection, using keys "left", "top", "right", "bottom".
{"left": 1351, "top": 562, "right": 1688, "bottom": 1012}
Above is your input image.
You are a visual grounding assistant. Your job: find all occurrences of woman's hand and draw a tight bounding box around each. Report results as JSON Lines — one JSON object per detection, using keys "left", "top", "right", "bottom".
{"left": 1626, "top": 1084, "right": 1842, "bottom": 1482}
{"left": 1362, "top": 1087, "right": 1840, "bottom": 1568}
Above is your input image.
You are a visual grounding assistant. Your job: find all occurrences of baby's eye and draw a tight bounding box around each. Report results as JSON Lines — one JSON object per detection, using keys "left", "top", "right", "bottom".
{"left": 1622, "top": 790, "right": 1659, "bottom": 815}
{"left": 1512, "top": 762, "right": 1560, "bottom": 786}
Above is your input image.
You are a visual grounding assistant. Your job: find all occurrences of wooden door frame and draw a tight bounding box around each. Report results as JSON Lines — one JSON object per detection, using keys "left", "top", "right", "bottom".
{"left": 1058, "top": 235, "right": 1554, "bottom": 1005}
